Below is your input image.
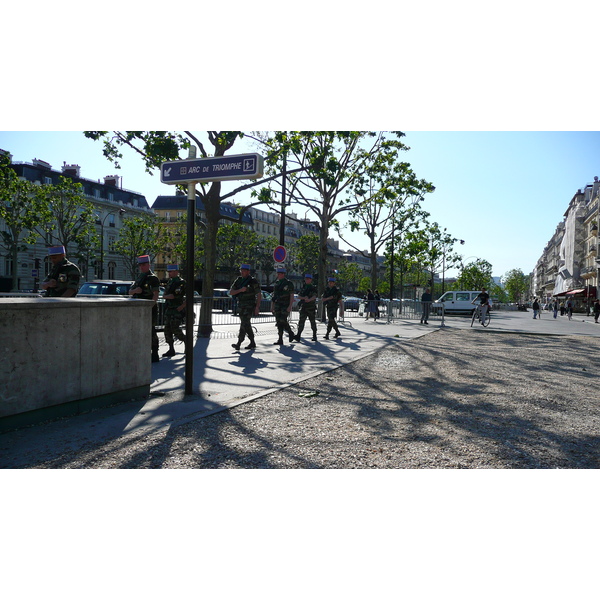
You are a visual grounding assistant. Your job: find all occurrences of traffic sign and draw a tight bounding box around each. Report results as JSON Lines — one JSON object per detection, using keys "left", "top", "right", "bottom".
{"left": 161, "top": 153, "right": 264, "bottom": 184}
{"left": 273, "top": 245, "right": 287, "bottom": 263}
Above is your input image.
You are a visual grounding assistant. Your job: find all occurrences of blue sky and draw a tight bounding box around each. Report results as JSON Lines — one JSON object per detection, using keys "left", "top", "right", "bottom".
{"left": 1, "top": 130, "right": 598, "bottom": 280}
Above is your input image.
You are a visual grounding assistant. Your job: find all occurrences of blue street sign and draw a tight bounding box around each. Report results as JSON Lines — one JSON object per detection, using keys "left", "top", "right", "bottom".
{"left": 161, "top": 153, "right": 264, "bottom": 184}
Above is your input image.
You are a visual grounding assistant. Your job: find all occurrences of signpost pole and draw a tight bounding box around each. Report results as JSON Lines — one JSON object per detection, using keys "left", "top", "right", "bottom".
{"left": 185, "top": 146, "right": 197, "bottom": 396}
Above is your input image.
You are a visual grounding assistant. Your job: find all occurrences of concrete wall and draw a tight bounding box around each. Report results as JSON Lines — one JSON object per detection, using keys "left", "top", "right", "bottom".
{"left": 0, "top": 298, "right": 152, "bottom": 428}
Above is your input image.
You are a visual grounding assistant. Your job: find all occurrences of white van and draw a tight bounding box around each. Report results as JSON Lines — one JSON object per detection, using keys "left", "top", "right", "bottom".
{"left": 435, "top": 290, "right": 484, "bottom": 313}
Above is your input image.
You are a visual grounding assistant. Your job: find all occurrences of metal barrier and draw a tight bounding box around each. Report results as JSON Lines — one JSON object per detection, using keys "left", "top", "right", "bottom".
{"left": 342, "top": 300, "right": 445, "bottom": 325}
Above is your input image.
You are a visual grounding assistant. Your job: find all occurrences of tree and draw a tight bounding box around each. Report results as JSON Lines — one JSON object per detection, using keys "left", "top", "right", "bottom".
{"left": 0, "top": 154, "right": 45, "bottom": 290}
{"left": 84, "top": 131, "right": 288, "bottom": 336}
{"left": 503, "top": 268, "right": 530, "bottom": 303}
{"left": 454, "top": 259, "right": 494, "bottom": 290}
{"left": 341, "top": 160, "right": 433, "bottom": 291}
{"left": 335, "top": 259, "right": 362, "bottom": 294}
{"left": 258, "top": 131, "right": 409, "bottom": 303}
{"left": 290, "top": 232, "right": 320, "bottom": 283}
{"left": 113, "top": 214, "right": 168, "bottom": 280}
{"left": 33, "top": 176, "right": 99, "bottom": 263}
{"left": 215, "top": 222, "right": 261, "bottom": 282}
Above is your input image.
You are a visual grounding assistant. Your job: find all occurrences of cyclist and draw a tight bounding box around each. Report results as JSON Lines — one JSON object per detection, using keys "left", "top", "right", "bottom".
{"left": 472, "top": 287, "right": 490, "bottom": 325}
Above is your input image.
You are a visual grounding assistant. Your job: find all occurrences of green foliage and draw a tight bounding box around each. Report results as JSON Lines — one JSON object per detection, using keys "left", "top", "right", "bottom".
{"left": 113, "top": 214, "right": 165, "bottom": 279}
{"left": 0, "top": 154, "right": 48, "bottom": 289}
{"left": 503, "top": 268, "right": 530, "bottom": 303}
{"left": 335, "top": 259, "right": 363, "bottom": 292}
{"left": 215, "top": 222, "right": 261, "bottom": 280}
{"left": 33, "top": 176, "right": 99, "bottom": 257}
{"left": 290, "top": 232, "right": 320, "bottom": 279}
{"left": 454, "top": 259, "right": 494, "bottom": 290}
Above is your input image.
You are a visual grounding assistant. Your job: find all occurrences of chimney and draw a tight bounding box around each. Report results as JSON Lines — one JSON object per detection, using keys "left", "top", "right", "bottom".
{"left": 33, "top": 158, "right": 52, "bottom": 169}
{"left": 62, "top": 163, "right": 81, "bottom": 177}
{"left": 104, "top": 175, "right": 121, "bottom": 187}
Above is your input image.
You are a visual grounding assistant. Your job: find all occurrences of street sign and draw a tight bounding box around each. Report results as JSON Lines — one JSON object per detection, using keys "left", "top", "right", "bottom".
{"left": 31, "top": 269, "right": 38, "bottom": 277}
{"left": 273, "top": 245, "right": 287, "bottom": 263}
{"left": 161, "top": 153, "right": 264, "bottom": 184}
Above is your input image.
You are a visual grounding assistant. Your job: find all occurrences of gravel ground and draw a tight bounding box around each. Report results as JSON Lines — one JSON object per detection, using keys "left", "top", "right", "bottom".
{"left": 31, "top": 329, "right": 600, "bottom": 469}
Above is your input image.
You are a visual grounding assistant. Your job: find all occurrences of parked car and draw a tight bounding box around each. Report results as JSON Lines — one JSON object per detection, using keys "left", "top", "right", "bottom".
{"left": 435, "top": 290, "right": 481, "bottom": 313}
{"left": 78, "top": 280, "right": 132, "bottom": 296}
{"left": 342, "top": 296, "right": 361, "bottom": 311}
{"left": 212, "top": 288, "right": 232, "bottom": 312}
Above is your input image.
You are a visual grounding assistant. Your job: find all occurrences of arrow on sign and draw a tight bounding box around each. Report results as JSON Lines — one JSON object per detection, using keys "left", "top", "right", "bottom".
{"left": 164, "top": 167, "right": 172, "bottom": 177}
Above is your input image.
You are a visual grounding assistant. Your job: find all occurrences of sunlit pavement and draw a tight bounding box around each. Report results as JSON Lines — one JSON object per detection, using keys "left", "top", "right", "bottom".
{"left": 2, "top": 309, "right": 599, "bottom": 467}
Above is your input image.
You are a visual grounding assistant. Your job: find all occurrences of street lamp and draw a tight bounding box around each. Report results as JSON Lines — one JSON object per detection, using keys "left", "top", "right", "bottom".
{"left": 98, "top": 208, "right": 126, "bottom": 279}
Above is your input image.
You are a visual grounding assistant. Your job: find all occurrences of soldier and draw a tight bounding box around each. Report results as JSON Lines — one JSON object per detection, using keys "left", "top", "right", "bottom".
{"left": 229, "top": 264, "right": 262, "bottom": 351}
{"left": 40, "top": 245, "right": 80, "bottom": 297}
{"left": 162, "top": 264, "right": 187, "bottom": 358}
{"left": 293, "top": 274, "right": 318, "bottom": 342}
{"left": 321, "top": 277, "right": 343, "bottom": 339}
{"left": 129, "top": 255, "right": 161, "bottom": 363}
{"left": 271, "top": 266, "right": 295, "bottom": 345}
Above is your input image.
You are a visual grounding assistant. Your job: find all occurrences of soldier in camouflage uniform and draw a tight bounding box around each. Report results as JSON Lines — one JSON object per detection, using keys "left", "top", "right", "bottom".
{"left": 271, "top": 266, "right": 295, "bottom": 345}
{"left": 41, "top": 245, "right": 80, "bottom": 297}
{"left": 129, "top": 255, "right": 161, "bottom": 363}
{"left": 162, "top": 265, "right": 187, "bottom": 358}
{"left": 321, "top": 277, "right": 343, "bottom": 340}
{"left": 293, "top": 273, "right": 318, "bottom": 342}
{"left": 229, "top": 264, "right": 261, "bottom": 351}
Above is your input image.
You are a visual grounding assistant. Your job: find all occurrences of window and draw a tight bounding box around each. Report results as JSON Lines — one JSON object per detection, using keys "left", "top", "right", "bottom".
{"left": 456, "top": 293, "right": 470, "bottom": 302}
{"left": 108, "top": 262, "right": 116, "bottom": 279}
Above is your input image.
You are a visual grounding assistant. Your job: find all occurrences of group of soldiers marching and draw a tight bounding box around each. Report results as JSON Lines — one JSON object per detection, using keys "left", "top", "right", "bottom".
{"left": 229, "top": 264, "right": 344, "bottom": 352}
{"left": 37, "top": 244, "right": 345, "bottom": 362}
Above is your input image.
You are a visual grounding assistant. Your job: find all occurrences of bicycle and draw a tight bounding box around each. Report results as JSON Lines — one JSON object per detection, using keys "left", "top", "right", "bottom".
{"left": 471, "top": 303, "right": 491, "bottom": 327}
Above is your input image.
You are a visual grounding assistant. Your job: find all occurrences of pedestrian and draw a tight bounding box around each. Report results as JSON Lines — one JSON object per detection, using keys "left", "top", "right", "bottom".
{"left": 322, "top": 277, "right": 343, "bottom": 339}
{"left": 420, "top": 287, "right": 432, "bottom": 324}
{"left": 162, "top": 265, "right": 187, "bottom": 358}
{"left": 552, "top": 299, "right": 558, "bottom": 319}
{"left": 560, "top": 301, "right": 565, "bottom": 316}
{"left": 271, "top": 266, "right": 295, "bottom": 345}
{"left": 40, "top": 245, "right": 80, "bottom": 297}
{"left": 593, "top": 299, "right": 600, "bottom": 323}
{"left": 532, "top": 297, "right": 540, "bottom": 319}
{"left": 293, "top": 274, "right": 318, "bottom": 342}
{"left": 129, "top": 255, "right": 161, "bottom": 363}
{"left": 374, "top": 289, "right": 381, "bottom": 319}
{"left": 365, "top": 289, "right": 376, "bottom": 320}
{"left": 566, "top": 298, "right": 573, "bottom": 320}
{"left": 229, "top": 264, "right": 261, "bottom": 351}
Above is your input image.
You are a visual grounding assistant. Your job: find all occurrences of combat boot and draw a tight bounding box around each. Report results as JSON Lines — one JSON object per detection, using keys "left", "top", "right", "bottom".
{"left": 162, "top": 343, "right": 176, "bottom": 357}
{"left": 232, "top": 343, "right": 241, "bottom": 351}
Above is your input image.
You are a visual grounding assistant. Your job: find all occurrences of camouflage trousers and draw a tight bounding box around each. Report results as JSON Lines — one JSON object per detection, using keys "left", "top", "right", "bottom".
{"left": 236, "top": 305, "right": 256, "bottom": 344}
{"left": 297, "top": 308, "right": 317, "bottom": 337}
{"left": 164, "top": 311, "right": 186, "bottom": 345}
{"left": 325, "top": 306, "right": 340, "bottom": 335}
{"left": 274, "top": 305, "right": 294, "bottom": 339}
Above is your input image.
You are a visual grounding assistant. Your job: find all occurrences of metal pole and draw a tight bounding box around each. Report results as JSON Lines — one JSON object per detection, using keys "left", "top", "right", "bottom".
{"left": 185, "top": 146, "right": 197, "bottom": 396}
{"left": 100, "top": 222, "right": 104, "bottom": 279}
{"left": 279, "top": 154, "right": 287, "bottom": 247}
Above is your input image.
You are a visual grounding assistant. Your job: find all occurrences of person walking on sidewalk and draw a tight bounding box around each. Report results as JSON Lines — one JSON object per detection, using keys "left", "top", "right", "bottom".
{"left": 230, "top": 264, "right": 261, "bottom": 351}
{"left": 162, "top": 265, "right": 187, "bottom": 358}
{"left": 129, "top": 254, "right": 161, "bottom": 363}
{"left": 472, "top": 287, "right": 490, "bottom": 325}
{"left": 271, "top": 266, "right": 295, "bottom": 345}
{"left": 532, "top": 298, "right": 540, "bottom": 319}
{"left": 420, "top": 287, "right": 432, "bottom": 324}
{"left": 294, "top": 274, "right": 318, "bottom": 342}
{"left": 322, "top": 277, "right": 343, "bottom": 339}
{"left": 593, "top": 299, "right": 600, "bottom": 323}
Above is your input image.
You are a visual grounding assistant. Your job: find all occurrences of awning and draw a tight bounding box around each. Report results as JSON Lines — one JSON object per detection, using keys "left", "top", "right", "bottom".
{"left": 565, "top": 288, "right": 597, "bottom": 298}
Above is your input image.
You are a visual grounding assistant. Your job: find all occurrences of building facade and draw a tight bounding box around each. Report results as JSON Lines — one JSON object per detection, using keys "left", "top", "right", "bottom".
{"left": 531, "top": 176, "right": 600, "bottom": 309}
{"left": 1, "top": 153, "right": 152, "bottom": 291}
